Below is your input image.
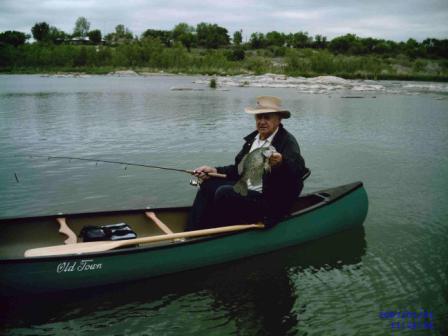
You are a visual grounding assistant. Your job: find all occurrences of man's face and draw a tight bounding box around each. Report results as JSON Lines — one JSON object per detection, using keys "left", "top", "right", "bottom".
{"left": 256, "top": 113, "right": 281, "bottom": 140}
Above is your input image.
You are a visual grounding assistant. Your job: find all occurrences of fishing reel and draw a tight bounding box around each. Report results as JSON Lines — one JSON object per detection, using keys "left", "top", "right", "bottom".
{"left": 189, "top": 177, "right": 201, "bottom": 187}
{"left": 189, "top": 171, "right": 225, "bottom": 187}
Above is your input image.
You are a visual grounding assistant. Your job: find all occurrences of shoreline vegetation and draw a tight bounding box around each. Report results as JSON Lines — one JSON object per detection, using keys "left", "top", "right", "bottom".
{"left": 1, "top": 19, "right": 447, "bottom": 82}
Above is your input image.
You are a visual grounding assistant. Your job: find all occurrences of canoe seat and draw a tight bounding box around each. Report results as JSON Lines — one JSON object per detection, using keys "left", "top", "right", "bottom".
{"left": 302, "top": 168, "right": 311, "bottom": 181}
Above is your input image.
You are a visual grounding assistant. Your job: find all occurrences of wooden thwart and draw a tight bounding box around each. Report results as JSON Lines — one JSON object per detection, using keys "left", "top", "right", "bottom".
{"left": 145, "top": 211, "right": 173, "bottom": 234}
{"left": 24, "top": 223, "right": 265, "bottom": 258}
{"left": 56, "top": 217, "right": 77, "bottom": 244}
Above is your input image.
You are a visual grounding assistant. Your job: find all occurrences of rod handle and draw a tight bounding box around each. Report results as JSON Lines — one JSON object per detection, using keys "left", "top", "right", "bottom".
{"left": 207, "top": 172, "right": 227, "bottom": 178}
{"left": 186, "top": 170, "right": 227, "bottom": 179}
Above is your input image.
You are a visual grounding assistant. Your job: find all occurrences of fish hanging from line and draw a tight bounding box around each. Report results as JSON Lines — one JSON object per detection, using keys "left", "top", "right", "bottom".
{"left": 233, "top": 146, "right": 276, "bottom": 196}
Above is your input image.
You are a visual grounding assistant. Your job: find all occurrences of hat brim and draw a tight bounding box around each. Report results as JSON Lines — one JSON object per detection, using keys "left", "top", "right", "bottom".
{"left": 244, "top": 107, "right": 291, "bottom": 119}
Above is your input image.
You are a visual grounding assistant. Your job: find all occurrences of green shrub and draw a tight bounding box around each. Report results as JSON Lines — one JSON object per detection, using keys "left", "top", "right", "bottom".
{"left": 227, "top": 47, "right": 245, "bottom": 61}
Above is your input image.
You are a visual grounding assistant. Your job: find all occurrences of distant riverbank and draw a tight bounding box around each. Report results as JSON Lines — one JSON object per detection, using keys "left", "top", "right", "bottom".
{"left": 1, "top": 45, "right": 447, "bottom": 82}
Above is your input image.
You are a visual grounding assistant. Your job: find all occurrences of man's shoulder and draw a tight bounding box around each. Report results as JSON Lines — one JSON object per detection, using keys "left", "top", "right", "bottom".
{"left": 278, "top": 126, "right": 294, "bottom": 138}
{"left": 275, "top": 125, "right": 299, "bottom": 146}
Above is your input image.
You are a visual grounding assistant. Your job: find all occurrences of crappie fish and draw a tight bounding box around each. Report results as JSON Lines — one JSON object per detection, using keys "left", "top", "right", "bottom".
{"left": 233, "top": 146, "right": 276, "bottom": 196}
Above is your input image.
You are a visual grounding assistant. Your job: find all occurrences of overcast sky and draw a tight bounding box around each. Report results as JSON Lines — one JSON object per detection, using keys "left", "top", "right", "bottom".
{"left": 1, "top": 0, "right": 447, "bottom": 42}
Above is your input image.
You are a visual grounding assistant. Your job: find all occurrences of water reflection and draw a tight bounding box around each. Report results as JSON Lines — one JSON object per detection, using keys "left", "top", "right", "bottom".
{"left": 0, "top": 227, "right": 366, "bottom": 335}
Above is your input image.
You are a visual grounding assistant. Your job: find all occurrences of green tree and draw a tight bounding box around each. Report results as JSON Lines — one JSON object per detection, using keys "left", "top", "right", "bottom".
{"left": 74, "top": 46, "right": 88, "bottom": 66}
{"left": 0, "top": 30, "right": 28, "bottom": 47}
{"left": 404, "top": 38, "right": 424, "bottom": 58}
{"left": 115, "top": 24, "right": 133, "bottom": 43}
{"left": 142, "top": 29, "right": 172, "bottom": 46}
{"left": 172, "top": 23, "right": 195, "bottom": 51}
{"left": 313, "top": 35, "right": 327, "bottom": 49}
{"left": 88, "top": 29, "right": 102, "bottom": 44}
{"left": 48, "top": 26, "right": 66, "bottom": 44}
{"left": 31, "top": 22, "right": 50, "bottom": 41}
{"left": 266, "top": 31, "right": 285, "bottom": 47}
{"left": 73, "top": 17, "right": 90, "bottom": 38}
{"left": 249, "top": 32, "right": 266, "bottom": 49}
{"left": 0, "top": 44, "right": 18, "bottom": 66}
{"left": 422, "top": 38, "right": 436, "bottom": 57}
{"left": 115, "top": 24, "right": 133, "bottom": 39}
{"left": 374, "top": 40, "right": 393, "bottom": 54}
{"left": 288, "top": 32, "right": 312, "bottom": 48}
{"left": 196, "top": 23, "right": 230, "bottom": 49}
{"left": 329, "top": 34, "right": 361, "bottom": 54}
{"left": 359, "top": 37, "right": 377, "bottom": 54}
{"left": 105, "top": 25, "right": 133, "bottom": 45}
{"left": 227, "top": 47, "right": 245, "bottom": 61}
{"left": 423, "top": 38, "right": 448, "bottom": 58}
{"left": 233, "top": 30, "right": 242, "bottom": 46}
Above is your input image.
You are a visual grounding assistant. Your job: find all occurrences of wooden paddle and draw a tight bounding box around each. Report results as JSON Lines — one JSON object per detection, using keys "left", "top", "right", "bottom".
{"left": 24, "top": 223, "right": 265, "bottom": 258}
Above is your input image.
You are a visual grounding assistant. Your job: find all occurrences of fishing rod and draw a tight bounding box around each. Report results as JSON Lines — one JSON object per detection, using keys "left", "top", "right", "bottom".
{"left": 15, "top": 155, "right": 226, "bottom": 179}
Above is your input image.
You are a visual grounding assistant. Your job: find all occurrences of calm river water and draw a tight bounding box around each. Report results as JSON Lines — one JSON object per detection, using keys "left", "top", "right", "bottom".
{"left": 0, "top": 74, "right": 447, "bottom": 335}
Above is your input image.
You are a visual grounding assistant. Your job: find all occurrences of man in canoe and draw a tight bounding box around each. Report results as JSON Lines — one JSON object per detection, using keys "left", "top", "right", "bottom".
{"left": 186, "top": 96, "right": 306, "bottom": 230}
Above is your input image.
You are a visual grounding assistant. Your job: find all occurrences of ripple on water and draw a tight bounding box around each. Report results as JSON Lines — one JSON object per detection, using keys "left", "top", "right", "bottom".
{"left": 1, "top": 75, "right": 448, "bottom": 335}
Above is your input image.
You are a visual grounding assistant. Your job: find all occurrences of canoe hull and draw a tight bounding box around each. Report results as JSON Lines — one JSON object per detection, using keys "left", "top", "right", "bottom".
{"left": 0, "top": 182, "right": 368, "bottom": 295}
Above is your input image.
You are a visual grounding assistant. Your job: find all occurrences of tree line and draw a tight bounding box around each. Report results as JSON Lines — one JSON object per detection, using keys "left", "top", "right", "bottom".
{"left": 1, "top": 17, "right": 447, "bottom": 58}
{"left": 0, "top": 17, "right": 447, "bottom": 81}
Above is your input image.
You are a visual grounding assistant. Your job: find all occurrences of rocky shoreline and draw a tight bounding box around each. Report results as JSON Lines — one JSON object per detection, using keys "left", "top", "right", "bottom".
{"left": 6, "top": 71, "right": 446, "bottom": 97}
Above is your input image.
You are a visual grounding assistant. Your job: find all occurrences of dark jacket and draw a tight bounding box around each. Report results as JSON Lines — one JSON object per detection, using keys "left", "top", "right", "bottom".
{"left": 216, "top": 124, "right": 306, "bottom": 226}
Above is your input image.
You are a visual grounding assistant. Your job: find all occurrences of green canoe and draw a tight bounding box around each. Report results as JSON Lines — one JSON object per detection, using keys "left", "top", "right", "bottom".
{"left": 0, "top": 182, "right": 368, "bottom": 295}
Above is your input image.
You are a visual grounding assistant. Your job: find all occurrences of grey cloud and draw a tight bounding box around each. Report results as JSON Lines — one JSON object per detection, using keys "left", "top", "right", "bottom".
{"left": 0, "top": 0, "right": 446, "bottom": 41}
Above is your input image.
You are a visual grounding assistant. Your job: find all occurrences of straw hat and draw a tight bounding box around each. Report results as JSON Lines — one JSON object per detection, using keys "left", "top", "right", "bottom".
{"left": 244, "top": 96, "right": 291, "bottom": 119}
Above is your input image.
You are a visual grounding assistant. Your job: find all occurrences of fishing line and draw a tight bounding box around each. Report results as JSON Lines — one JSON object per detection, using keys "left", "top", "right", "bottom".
{"left": 11, "top": 154, "right": 226, "bottom": 183}
{"left": 17, "top": 154, "right": 193, "bottom": 174}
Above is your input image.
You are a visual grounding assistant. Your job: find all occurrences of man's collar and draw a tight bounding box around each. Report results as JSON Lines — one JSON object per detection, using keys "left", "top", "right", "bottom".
{"left": 244, "top": 123, "right": 284, "bottom": 142}
{"left": 254, "top": 126, "right": 279, "bottom": 143}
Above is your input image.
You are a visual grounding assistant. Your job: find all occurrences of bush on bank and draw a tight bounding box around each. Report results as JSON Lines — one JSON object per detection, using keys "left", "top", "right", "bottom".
{"left": 1, "top": 39, "right": 447, "bottom": 81}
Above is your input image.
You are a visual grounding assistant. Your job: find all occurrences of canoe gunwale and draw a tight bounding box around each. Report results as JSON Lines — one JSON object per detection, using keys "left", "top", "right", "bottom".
{"left": 0, "top": 181, "right": 365, "bottom": 264}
